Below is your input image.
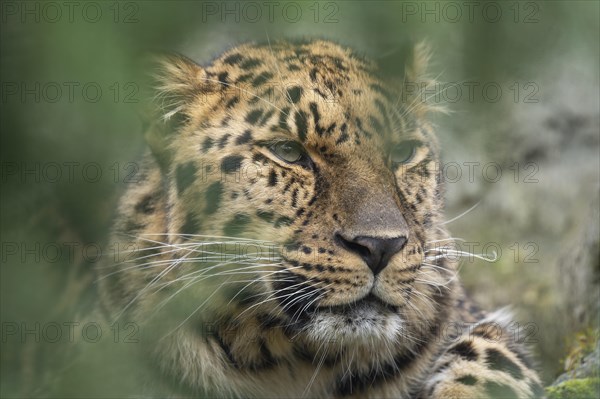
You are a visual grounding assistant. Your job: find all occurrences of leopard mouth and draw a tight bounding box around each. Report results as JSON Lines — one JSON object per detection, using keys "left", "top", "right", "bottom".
{"left": 273, "top": 270, "right": 398, "bottom": 320}
{"left": 317, "top": 293, "right": 399, "bottom": 315}
{"left": 273, "top": 273, "right": 404, "bottom": 343}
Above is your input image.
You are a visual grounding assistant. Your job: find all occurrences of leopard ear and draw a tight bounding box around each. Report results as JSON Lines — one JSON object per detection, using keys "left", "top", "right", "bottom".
{"left": 140, "top": 53, "right": 212, "bottom": 173}
{"left": 405, "top": 41, "right": 431, "bottom": 83}
{"left": 152, "top": 53, "right": 209, "bottom": 122}
{"left": 404, "top": 41, "right": 444, "bottom": 116}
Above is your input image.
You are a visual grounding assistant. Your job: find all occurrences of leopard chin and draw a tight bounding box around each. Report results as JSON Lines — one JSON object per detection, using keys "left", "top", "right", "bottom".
{"left": 304, "top": 294, "right": 404, "bottom": 346}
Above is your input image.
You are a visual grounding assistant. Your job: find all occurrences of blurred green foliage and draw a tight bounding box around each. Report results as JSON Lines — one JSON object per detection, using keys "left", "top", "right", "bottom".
{"left": 546, "top": 378, "right": 600, "bottom": 399}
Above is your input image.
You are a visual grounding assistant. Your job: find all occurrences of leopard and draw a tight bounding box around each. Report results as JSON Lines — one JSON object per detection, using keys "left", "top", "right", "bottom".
{"left": 96, "top": 39, "right": 545, "bottom": 398}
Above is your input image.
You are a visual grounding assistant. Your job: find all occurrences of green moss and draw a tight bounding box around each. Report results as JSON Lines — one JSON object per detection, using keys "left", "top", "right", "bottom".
{"left": 546, "top": 378, "right": 600, "bottom": 399}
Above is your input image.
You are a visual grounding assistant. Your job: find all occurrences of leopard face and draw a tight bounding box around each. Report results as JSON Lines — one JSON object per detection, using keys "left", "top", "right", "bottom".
{"left": 142, "top": 40, "right": 452, "bottom": 349}
{"left": 101, "top": 40, "right": 453, "bottom": 357}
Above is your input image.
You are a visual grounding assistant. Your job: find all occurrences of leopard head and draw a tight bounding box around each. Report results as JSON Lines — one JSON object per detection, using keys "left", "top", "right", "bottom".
{"left": 109, "top": 40, "right": 455, "bottom": 355}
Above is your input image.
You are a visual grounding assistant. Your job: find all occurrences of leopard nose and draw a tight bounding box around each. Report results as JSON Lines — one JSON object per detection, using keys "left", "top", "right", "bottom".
{"left": 336, "top": 233, "right": 408, "bottom": 275}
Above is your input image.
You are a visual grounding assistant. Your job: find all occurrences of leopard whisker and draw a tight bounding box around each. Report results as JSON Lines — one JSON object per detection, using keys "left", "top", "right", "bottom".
{"left": 424, "top": 249, "right": 497, "bottom": 262}
{"left": 278, "top": 287, "right": 318, "bottom": 316}
{"left": 96, "top": 245, "right": 210, "bottom": 280}
{"left": 438, "top": 201, "right": 480, "bottom": 226}
{"left": 405, "top": 287, "right": 437, "bottom": 314}
{"left": 130, "top": 232, "right": 273, "bottom": 248}
{"left": 286, "top": 290, "right": 331, "bottom": 340}
{"left": 292, "top": 286, "right": 332, "bottom": 324}
{"left": 398, "top": 70, "right": 445, "bottom": 117}
{"left": 303, "top": 332, "right": 331, "bottom": 397}
{"left": 232, "top": 281, "right": 300, "bottom": 313}
{"left": 158, "top": 278, "right": 234, "bottom": 341}
{"left": 96, "top": 242, "right": 176, "bottom": 260}
{"left": 152, "top": 267, "right": 294, "bottom": 315}
{"left": 425, "top": 237, "right": 465, "bottom": 245}
{"left": 114, "top": 244, "right": 199, "bottom": 320}
{"left": 414, "top": 278, "right": 453, "bottom": 291}
{"left": 279, "top": 289, "right": 320, "bottom": 321}
{"left": 150, "top": 262, "right": 289, "bottom": 296}
{"left": 420, "top": 262, "right": 453, "bottom": 272}
{"left": 234, "top": 279, "right": 317, "bottom": 321}
{"left": 150, "top": 261, "right": 286, "bottom": 290}
{"left": 288, "top": 285, "right": 333, "bottom": 325}
{"left": 225, "top": 266, "right": 302, "bottom": 307}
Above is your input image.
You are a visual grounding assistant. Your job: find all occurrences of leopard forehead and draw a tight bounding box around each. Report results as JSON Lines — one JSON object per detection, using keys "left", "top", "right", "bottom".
{"left": 165, "top": 40, "right": 436, "bottom": 154}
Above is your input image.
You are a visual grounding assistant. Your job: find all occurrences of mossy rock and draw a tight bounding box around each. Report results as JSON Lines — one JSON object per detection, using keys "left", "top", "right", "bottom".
{"left": 546, "top": 378, "right": 600, "bottom": 399}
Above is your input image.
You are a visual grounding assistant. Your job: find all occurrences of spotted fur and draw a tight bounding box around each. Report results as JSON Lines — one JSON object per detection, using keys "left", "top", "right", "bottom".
{"left": 97, "top": 40, "right": 543, "bottom": 398}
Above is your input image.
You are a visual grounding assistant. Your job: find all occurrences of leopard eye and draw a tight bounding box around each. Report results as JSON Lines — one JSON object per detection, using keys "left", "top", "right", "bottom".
{"left": 270, "top": 141, "right": 306, "bottom": 163}
{"left": 390, "top": 141, "right": 418, "bottom": 165}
